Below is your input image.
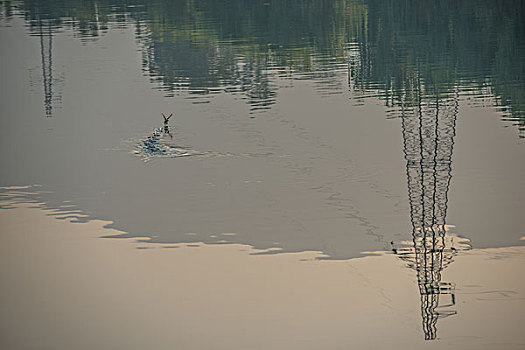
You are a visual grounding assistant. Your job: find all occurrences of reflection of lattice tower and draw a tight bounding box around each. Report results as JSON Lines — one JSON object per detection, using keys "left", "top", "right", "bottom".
{"left": 38, "top": 19, "right": 53, "bottom": 117}
{"left": 400, "top": 78, "right": 459, "bottom": 340}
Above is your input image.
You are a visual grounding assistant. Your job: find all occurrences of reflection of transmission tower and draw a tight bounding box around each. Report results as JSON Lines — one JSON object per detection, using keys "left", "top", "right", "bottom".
{"left": 38, "top": 19, "right": 53, "bottom": 117}
{"left": 396, "top": 77, "right": 460, "bottom": 340}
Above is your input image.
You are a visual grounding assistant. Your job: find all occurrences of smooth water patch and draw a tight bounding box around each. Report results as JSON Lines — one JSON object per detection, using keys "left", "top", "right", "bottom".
{"left": 1, "top": 200, "right": 524, "bottom": 349}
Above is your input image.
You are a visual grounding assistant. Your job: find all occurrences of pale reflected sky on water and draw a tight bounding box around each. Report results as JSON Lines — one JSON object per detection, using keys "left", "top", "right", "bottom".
{"left": 1, "top": 200, "right": 524, "bottom": 349}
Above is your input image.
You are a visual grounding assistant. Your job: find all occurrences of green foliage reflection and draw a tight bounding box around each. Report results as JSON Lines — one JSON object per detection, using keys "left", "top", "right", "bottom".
{"left": 6, "top": 0, "right": 525, "bottom": 132}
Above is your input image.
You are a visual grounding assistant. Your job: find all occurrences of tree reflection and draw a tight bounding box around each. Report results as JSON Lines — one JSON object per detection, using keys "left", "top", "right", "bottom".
{"left": 13, "top": 0, "right": 525, "bottom": 126}
{"left": 351, "top": 0, "right": 525, "bottom": 135}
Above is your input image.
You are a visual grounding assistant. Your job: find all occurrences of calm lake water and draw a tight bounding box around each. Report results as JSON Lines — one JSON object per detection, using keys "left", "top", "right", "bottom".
{"left": 0, "top": 0, "right": 524, "bottom": 348}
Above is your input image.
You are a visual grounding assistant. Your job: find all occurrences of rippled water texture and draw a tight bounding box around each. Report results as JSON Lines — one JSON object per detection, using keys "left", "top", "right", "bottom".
{"left": 0, "top": 0, "right": 524, "bottom": 348}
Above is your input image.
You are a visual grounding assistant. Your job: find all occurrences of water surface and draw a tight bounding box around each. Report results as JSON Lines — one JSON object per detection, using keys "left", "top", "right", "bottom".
{"left": 0, "top": 0, "right": 524, "bottom": 347}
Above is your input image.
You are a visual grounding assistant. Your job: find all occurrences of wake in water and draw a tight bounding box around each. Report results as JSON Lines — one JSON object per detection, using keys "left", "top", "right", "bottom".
{"left": 131, "top": 127, "right": 274, "bottom": 162}
{"left": 134, "top": 128, "right": 203, "bottom": 161}
{"left": 130, "top": 114, "right": 275, "bottom": 161}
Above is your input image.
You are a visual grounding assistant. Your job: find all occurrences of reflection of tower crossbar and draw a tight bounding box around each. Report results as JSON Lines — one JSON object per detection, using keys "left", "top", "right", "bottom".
{"left": 39, "top": 19, "right": 53, "bottom": 117}
{"left": 399, "top": 76, "right": 459, "bottom": 340}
